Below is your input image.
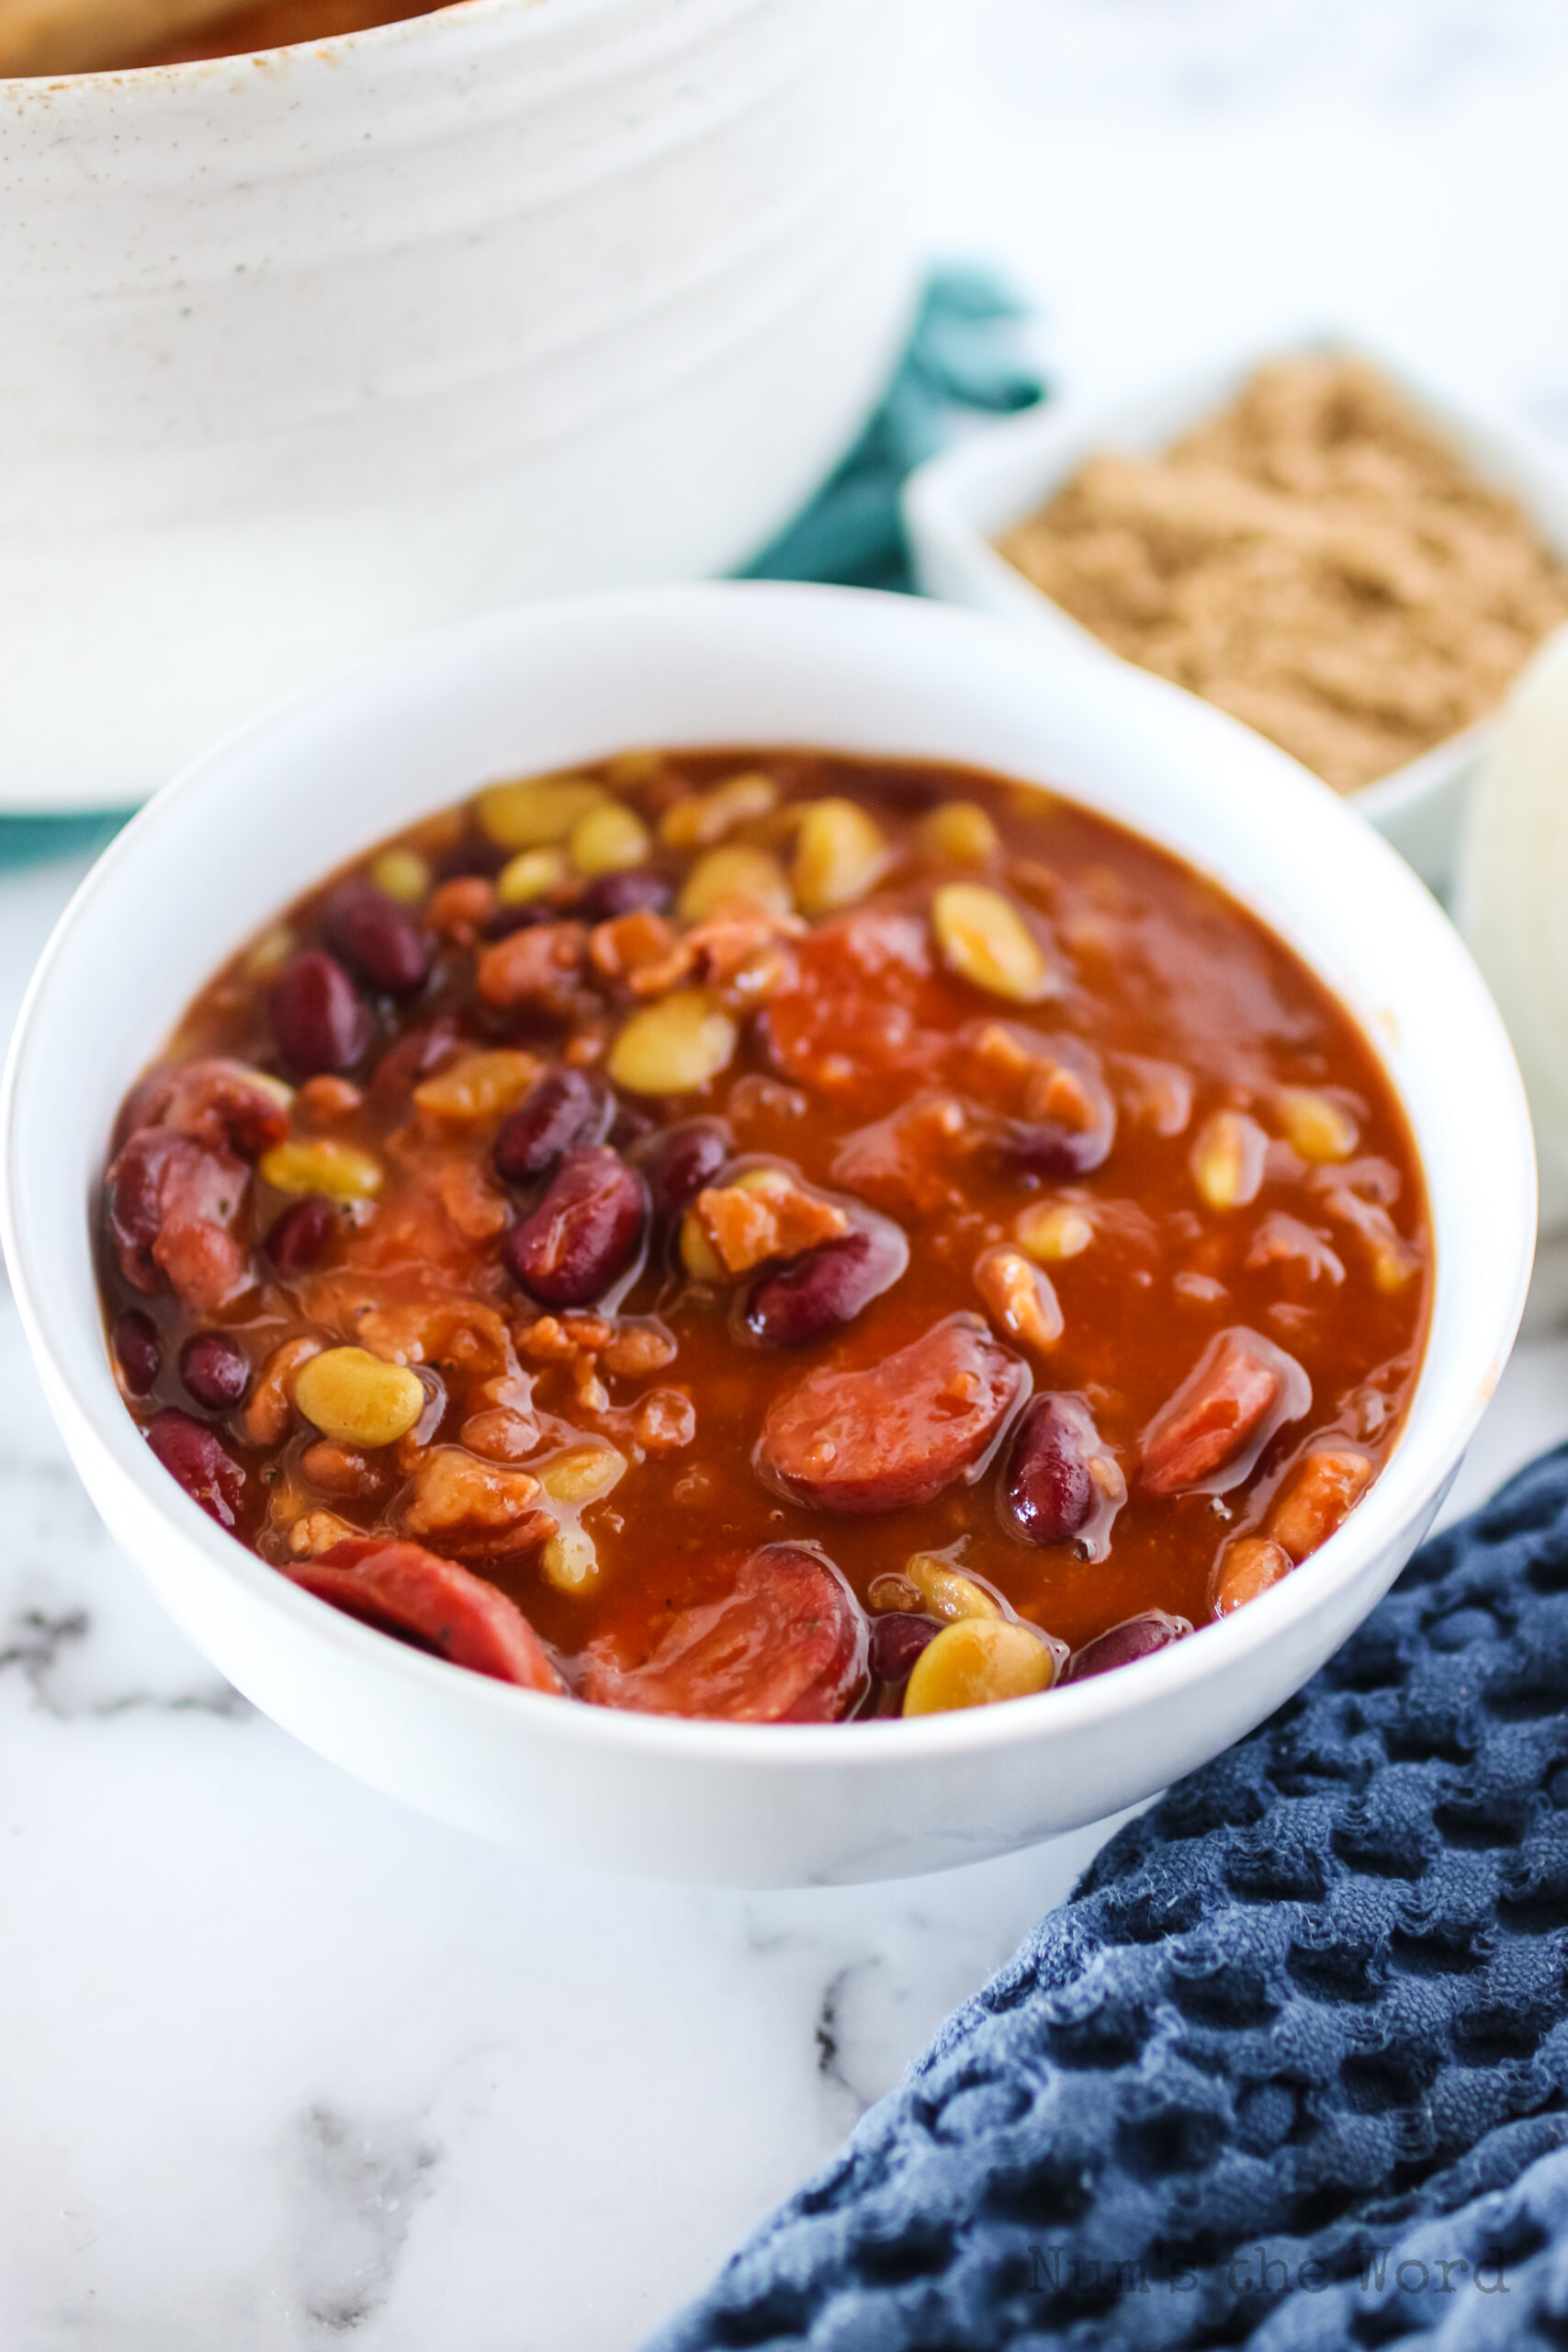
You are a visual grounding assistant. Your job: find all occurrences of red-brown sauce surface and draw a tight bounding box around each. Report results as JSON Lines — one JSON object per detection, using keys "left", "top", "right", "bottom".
{"left": 96, "top": 748, "right": 1431, "bottom": 1722}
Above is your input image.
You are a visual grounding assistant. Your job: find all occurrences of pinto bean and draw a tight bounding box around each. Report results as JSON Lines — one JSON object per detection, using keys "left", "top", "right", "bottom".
{"left": 323, "top": 879, "right": 434, "bottom": 998}
{"left": 286, "top": 1537, "right": 563, "bottom": 1690}
{"left": 268, "top": 951, "right": 371, "bottom": 1079}
{"left": 1061, "top": 1611, "right": 1190, "bottom": 1682}
{"left": 494, "top": 1068, "right": 611, "bottom": 1186}
{"left": 1140, "top": 1327, "right": 1311, "bottom": 1497}
{"left": 741, "top": 1218, "right": 908, "bottom": 1349}
{"left": 146, "top": 1408, "right": 245, "bottom": 1530}
{"left": 757, "top": 1313, "right": 1028, "bottom": 1515}
{"left": 1266, "top": 1446, "right": 1373, "bottom": 1560}
{"left": 502, "top": 1145, "right": 647, "bottom": 1307}
{"left": 579, "top": 1545, "right": 865, "bottom": 1722}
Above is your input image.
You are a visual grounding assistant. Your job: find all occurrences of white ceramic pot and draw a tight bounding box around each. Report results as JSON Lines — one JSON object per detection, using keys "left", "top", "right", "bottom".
{"left": 0, "top": 585, "right": 1535, "bottom": 1886}
{"left": 0, "top": 0, "right": 925, "bottom": 812}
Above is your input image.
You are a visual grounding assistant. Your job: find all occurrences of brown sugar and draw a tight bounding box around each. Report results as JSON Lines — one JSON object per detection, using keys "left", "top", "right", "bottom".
{"left": 998, "top": 356, "right": 1568, "bottom": 793}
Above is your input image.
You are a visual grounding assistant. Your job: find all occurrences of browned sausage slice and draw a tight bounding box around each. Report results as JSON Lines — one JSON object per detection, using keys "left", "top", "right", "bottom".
{"left": 757, "top": 1313, "right": 1029, "bottom": 1514}
{"left": 285, "top": 1537, "right": 563, "bottom": 1691}
{"left": 1140, "top": 1327, "right": 1310, "bottom": 1497}
{"left": 579, "top": 1545, "right": 865, "bottom": 1723}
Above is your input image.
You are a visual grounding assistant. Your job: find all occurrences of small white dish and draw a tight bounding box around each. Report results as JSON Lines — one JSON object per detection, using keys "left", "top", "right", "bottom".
{"left": 903, "top": 338, "right": 1568, "bottom": 892}
{"left": 0, "top": 583, "right": 1535, "bottom": 1885}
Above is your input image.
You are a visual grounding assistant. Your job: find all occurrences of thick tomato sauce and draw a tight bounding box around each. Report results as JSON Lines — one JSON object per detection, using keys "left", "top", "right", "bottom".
{"left": 96, "top": 749, "right": 1430, "bottom": 1722}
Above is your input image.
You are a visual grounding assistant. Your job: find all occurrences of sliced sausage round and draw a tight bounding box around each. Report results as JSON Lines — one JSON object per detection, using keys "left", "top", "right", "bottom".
{"left": 287, "top": 1537, "right": 563, "bottom": 1691}
{"left": 1140, "top": 1326, "right": 1311, "bottom": 1497}
{"left": 579, "top": 1544, "right": 865, "bottom": 1723}
{"left": 757, "top": 1313, "right": 1028, "bottom": 1515}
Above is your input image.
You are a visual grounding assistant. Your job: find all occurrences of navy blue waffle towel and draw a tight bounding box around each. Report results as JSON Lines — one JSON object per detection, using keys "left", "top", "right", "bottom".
{"left": 651, "top": 1444, "right": 1568, "bottom": 2350}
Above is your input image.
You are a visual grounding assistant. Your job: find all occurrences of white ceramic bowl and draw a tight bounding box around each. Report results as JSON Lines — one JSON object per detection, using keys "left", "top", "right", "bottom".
{"left": 903, "top": 338, "right": 1568, "bottom": 894}
{"left": 0, "top": 0, "right": 924, "bottom": 813}
{"left": 0, "top": 584, "right": 1536, "bottom": 1885}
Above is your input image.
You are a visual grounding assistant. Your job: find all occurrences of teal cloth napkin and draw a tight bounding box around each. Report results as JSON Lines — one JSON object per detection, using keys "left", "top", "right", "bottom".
{"left": 0, "top": 266, "right": 1042, "bottom": 869}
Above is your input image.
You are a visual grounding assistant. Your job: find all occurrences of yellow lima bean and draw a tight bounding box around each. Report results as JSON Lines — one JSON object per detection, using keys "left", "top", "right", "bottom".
{"left": 570, "top": 803, "right": 651, "bottom": 877}
{"left": 370, "top": 849, "right": 431, "bottom": 904}
{"left": 1016, "top": 1202, "right": 1094, "bottom": 1262}
{"left": 608, "top": 989, "right": 737, "bottom": 1096}
{"left": 496, "top": 846, "right": 568, "bottom": 906}
{"left": 902, "top": 1618, "right": 1058, "bottom": 1715}
{"left": 259, "top": 1139, "right": 383, "bottom": 1201}
{"left": 538, "top": 1446, "right": 626, "bottom": 1505}
{"left": 905, "top": 1555, "right": 1002, "bottom": 1623}
{"left": 919, "top": 799, "right": 1000, "bottom": 865}
{"left": 542, "top": 1523, "right": 600, "bottom": 1592}
{"left": 793, "top": 798, "right": 890, "bottom": 915}
{"left": 677, "top": 844, "right": 793, "bottom": 922}
{"left": 412, "top": 1049, "right": 539, "bottom": 1123}
{"left": 931, "top": 883, "right": 1055, "bottom": 1003}
{"left": 1190, "top": 1109, "right": 1268, "bottom": 1210}
{"left": 1276, "top": 1088, "right": 1358, "bottom": 1163}
{"left": 475, "top": 775, "right": 609, "bottom": 850}
{"left": 293, "top": 1348, "right": 426, "bottom": 1450}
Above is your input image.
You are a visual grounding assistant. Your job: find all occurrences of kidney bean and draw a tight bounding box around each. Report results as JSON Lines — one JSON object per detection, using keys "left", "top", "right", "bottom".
{"left": 579, "top": 870, "right": 672, "bottom": 924}
{"left": 287, "top": 1537, "right": 563, "bottom": 1690}
{"left": 1001, "top": 1394, "right": 1124, "bottom": 1557}
{"left": 741, "top": 1216, "right": 908, "bottom": 1349}
{"left": 502, "top": 1144, "right": 647, "bottom": 1306}
{"left": 112, "top": 1307, "right": 162, "bottom": 1396}
{"left": 995, "top": 1072, "right": 1116, "bottom": 1180}
{"left": 637, "top": 1117, "right": 732, "bottom": 1231}
{"left": 269, "top": 951, "right": 371, "bottom": 1079}
{"left": 324, "top": 880, "right": 434, "bottom": 998}
{"left": 486, "top": 899, "right": 564, "bottom": 941}
{"left": 369, "top": 1018, "right": 459, "bottom": 1102}
{"left": 179, "top": 1330, "right": 250, "bottom": 1409}
{"left": 868, "top": 1610, "right": 941, "bottom": 1684}
{"left": 494, "top": 1068, "right": 612, "bottom": 1186}
{"left": 758, "top": 1313, "right": 1028, "bottom": 1515}
{"left": 265, "top": 1193, "right": 336, "bottom": 1274}
{"left": 580, "top": 1545, "right": 866, "bottom": 1722}
{"left": 436, "top": 835, "right": 507, "bottom": 882}
{"left": 1140, "top": 1327, "right": 1311, "bottom": 1497}
{"left": 116, "top": 1057, "right": 291, "bottom": 1157}
{"left": 1061, "top": 1611, "right": 1190, "bottom": 1683}
{"left": 146, "top": 1407, "right": 246, "bottom": 1530}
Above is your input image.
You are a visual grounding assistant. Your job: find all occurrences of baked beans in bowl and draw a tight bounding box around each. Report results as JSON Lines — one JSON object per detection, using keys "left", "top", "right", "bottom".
{"left": 0, "top": 586, "right": 1534, "bottom": 1883}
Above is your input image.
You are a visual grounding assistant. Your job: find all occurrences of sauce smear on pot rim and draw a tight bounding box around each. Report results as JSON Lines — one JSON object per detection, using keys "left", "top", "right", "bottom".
{"left": 96, "top": 748, "right": 1430, "bottom": 1724}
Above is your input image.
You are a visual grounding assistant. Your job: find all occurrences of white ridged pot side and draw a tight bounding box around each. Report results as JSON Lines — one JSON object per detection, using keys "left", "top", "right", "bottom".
{"left": 0, "top": 0, "right": 926, "bottom": 808}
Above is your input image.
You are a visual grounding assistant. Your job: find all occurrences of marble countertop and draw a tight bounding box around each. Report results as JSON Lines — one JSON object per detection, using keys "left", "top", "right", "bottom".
{"left": 7, "top": 5, "right": 1568, "bottom": 2344}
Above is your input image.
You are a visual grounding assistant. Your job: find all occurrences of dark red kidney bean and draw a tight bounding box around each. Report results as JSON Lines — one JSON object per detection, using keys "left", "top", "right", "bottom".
{"left": 323, "top": 880, "right": 434, "bottom": 998}
{"left": 105, "top": 1126, "right": 187, "bottom": 1288}
{"left": 436, "top": 835, "right": 507, "bottom": 881}
{"left": 147, "top": 1408, "right": 245, "bottom": 1531}
{"left": 1004, "top": 1396, "right": 1096, "bottom": 1546}
{"left": 868, "top": 1611, "right": 941, "bottom": 1683}
{"left": 742, "top": 1217, "right": 909, "bottom": 1349}
{"left": 112, "top": 1307, "right": 162, "bottom": 1396}
{"left": 637, "top": 1117, "right": 732, "bottom": 1230}
{"left": 268, "top": 951, "right": 371, "bottom": 1079}
{"left": 579, "top": 870, "right": 672, "bottom": 923}
{"left": 265, "top": 1193, "right": 337, "bottom": 1273}
{"left": 609, "top": 1102, "right": 656, "bottom": 1153}
{"left": 502, "top": 1145, "right": 647, "bottom": 1307}
{"left": 486, "top": 899, "right": 566, "bottom": 941}
{"left": 494, "top": 1068, "right": 611, "bottom": 1186}
{"left": 1062, "top": 1611, "right": 1191, "bottom": 1683}
{"left": 369, "top": 1017, "right": 459, "bottom": 1101}
{"left": 179, "top": 1330, "right": 249, "bottom": 1409}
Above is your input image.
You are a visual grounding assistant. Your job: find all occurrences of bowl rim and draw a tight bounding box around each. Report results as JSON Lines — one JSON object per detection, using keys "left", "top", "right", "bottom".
{"left": 901, "top": 326, "right": 1568, "bottom": 820}
{"left": 0, "top": 579, "right": 1538, "bottom": 1770}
